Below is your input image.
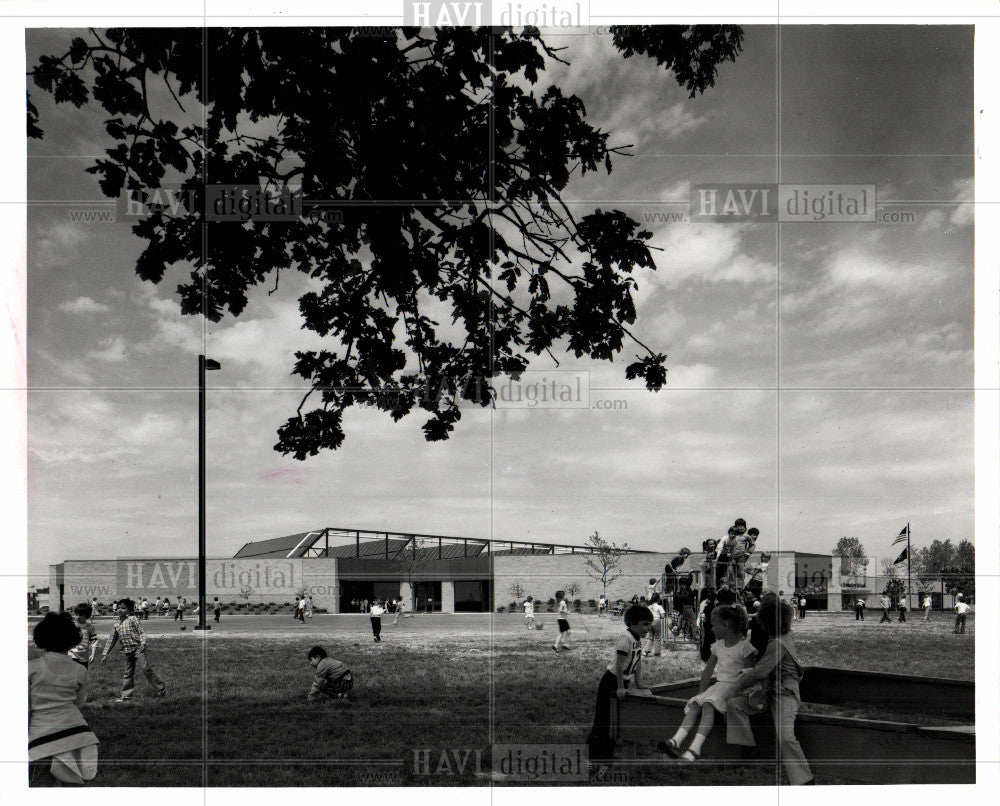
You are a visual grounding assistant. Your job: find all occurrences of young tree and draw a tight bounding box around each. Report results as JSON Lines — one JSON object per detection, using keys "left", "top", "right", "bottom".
{"left": 583, "top": 531, "right": 629, "bottom": 598}
{"left": 564, "top": 581, "right": 582, "bottom": 599}
{"left": 882, "top": 578, "right": 905, "bottom": 608}
{"left": 832, "top": 536, "right": 868, "bottom": 577}
{"left": 508, "top": 580, "right": 526, "bottom": 602}
{"left": 28, "top": 26, "right": 742, "bottom": 456}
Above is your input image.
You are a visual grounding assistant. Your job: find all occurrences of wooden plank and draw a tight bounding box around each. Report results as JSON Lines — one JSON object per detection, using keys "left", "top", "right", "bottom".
{"left": 799, "top": 667, "right": 974, "bottom": 721}
{"left": 614, "top": 677, "right": 975, "bottom": 785}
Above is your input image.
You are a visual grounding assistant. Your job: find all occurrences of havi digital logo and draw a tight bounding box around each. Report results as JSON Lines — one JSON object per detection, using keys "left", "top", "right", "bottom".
{"left": 404, "top": 1, "right": 491, "bottom": 26}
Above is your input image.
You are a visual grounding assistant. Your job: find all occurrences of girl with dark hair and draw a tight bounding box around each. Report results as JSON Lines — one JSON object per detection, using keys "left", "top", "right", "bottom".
{"left": 29, "top": 613, "right": 99, "bottom": 786}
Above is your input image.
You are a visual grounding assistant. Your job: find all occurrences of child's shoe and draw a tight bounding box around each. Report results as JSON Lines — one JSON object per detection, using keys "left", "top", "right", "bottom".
{"left": 656, "top": 739, "right": 682, "bottom": 758}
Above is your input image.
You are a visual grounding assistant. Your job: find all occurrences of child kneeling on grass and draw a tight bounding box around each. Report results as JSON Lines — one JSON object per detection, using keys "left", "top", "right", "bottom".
{"left": 586, "top": 605, "right": 654, "bottom": 763}
{"left": 29, "top": 613, "right": 100, "bottom": 786}
{"left": 307, "top": 646, "right": 354, "bottom": 702}
{"left": 658, "top": 605, "right": 755, "bottom": 761}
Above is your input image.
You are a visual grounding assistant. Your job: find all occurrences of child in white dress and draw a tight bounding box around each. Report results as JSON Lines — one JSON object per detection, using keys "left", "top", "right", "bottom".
{"left": 658, "top": 605, "right": 755, "bottom": 761}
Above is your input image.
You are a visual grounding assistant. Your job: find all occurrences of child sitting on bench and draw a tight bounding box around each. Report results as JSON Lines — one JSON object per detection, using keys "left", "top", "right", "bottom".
{"left": 658, "top": 605, "right": 755, "bottom": 761}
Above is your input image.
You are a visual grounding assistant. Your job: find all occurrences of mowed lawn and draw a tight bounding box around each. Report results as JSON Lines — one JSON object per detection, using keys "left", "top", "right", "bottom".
{"left": 27, "top": 611, "right": 974, "bottom": 786}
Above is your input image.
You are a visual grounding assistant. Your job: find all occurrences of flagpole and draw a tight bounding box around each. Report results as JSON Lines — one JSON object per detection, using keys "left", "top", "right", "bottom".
{"left": 906, "top": 523, "right": 911, "bottom": 610}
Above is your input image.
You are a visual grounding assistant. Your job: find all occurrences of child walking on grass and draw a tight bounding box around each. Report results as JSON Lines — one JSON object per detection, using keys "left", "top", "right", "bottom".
{"left": 306, "top": 646, "right": 354, "bottom": 702}
{"left": 553, "top": 592, "right": 571, "bottom": 652}
{"left": 658, "top": 605, "right": 755, "bottom": 761}
{"left": 523, "top": 596, "right": 535, "bottom": 629}
{"left": 101, "top": 598, "right": 167, "bottom": 702}
{"left": 586, "top": 605, "right": 654, "bottom": 763}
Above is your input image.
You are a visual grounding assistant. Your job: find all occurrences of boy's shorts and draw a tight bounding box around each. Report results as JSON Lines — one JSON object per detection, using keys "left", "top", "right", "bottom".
{"left": 310, "top": 673, "right": 354, "bottom": 702}
{"left": 557, "top": 618, "right": 570, "bottom": 633}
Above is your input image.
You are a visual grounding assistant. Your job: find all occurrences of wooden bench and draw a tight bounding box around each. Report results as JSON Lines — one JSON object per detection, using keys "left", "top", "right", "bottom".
{"left": 612, "top": 667, "right": 974, "bottom": 784}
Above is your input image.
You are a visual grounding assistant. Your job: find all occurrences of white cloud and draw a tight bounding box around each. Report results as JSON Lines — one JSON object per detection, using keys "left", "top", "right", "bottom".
{"left": 645, "top": 221, "right": 773, "bottom": 287}
{"left": 31, "top": 222, "right": 90, "bottom": 272}
{"left": 606, "top": 98, "right": 706, "bottom": 150}
{"left": 58, "top": 296, "right": 109, "bottom": 315}
{"left": 913, "top": 177, "right": 973, "bottom": 232}
{"left": 825, "top": 251, "right": 947, "bottom": 292}
{"left": 918, "top": 209, "right": 946, "bottom": 233}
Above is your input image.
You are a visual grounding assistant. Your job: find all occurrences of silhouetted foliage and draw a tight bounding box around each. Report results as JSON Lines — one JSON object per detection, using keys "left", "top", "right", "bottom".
{"left": 29, "top": 26, "right": 742, "bottom": 457}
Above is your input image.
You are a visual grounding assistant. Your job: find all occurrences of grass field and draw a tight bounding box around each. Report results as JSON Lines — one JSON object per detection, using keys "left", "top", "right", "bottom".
{"left": 27, "top": 611, "right": 974, "bottom": 787}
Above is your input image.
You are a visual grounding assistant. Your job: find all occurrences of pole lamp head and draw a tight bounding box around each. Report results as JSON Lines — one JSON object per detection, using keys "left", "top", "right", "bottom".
{"left": 205, "top": 358, "right": 221, "bottom": 371}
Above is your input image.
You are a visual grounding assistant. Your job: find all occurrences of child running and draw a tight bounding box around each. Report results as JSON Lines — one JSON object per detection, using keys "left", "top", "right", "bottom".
{"left": 523, "top": 596, "right": 535, "bottom": 630}
{"left": 306, "top": 645, "right": 354, "bottom": 702}
{"left": 553, "top": 592, "right": 571, "bottom": 652}
{"left": 586, "top": 604, "right": 654, "bottom": 763}
{"left": 659, "top": 605, "right": 755, "bottom": 761}
{"left": 370, "top": 600, "right": 385, "bottom": 642}
{"left": 393, "top": 596, "right": 414, "bottom": 625}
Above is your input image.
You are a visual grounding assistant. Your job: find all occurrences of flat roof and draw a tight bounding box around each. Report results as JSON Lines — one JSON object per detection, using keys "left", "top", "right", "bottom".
{"left": 234, "top": 527, "right": 656, "bottom": 559}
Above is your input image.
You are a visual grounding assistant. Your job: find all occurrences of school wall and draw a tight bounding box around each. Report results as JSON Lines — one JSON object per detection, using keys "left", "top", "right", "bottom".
{"left": 492, "top": 552, "right": 674, "bottom": 606}
{"left": 762, "top": 552, "right": 834, "bottom": 609}
{"left": 301, "top": 558, "right": 339, "bottom": 612}
{"left": 60, "top": 560, "right": 117, "bottom": 605}
{"left": 57, "top": 558, "right": 341, "bottom": 610}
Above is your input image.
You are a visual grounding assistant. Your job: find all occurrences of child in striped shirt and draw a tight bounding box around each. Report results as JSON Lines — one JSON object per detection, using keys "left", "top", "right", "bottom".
{"left": 586, "top": 605, "right": 654, "bottom": 763}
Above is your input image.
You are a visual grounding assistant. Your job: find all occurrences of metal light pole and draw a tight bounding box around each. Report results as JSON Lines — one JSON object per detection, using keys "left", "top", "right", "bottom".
{"left": 195, "top": 355, "right": 221, "bottom": 631}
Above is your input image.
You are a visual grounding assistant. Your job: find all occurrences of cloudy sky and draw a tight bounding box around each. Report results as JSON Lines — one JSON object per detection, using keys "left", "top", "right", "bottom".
{"left": 25, "top": 25, "right": 974, "bottom": 579}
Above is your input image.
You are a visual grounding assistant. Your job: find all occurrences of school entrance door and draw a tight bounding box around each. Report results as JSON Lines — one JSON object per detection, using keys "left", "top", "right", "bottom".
{"left": 454, "top": 579, "right": 492, "bottom": 612}
{"left": 339, "top": 580, "right": 400, "bottom": 612}
{"left": 414, "top": 581, "right": 442, "bottom": 612}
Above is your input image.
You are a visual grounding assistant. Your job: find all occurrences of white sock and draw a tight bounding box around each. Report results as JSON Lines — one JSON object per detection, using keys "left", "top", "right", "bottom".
{"left": 688, "top": 734, "right": 706, "bottom": 755}
{"left": 671, "top": 728, "right": 689, "bottom": 745}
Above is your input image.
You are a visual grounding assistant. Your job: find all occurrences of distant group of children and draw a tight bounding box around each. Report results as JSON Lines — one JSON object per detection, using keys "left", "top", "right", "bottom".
{"left": 292, "top": 596, "right": 314, "bottom": 621}
{"left": 864, "top": 592, "right": 971, "bottom": 631}
{"left": 91, "top": 596, "right": 193, "bottom": 620}
{"left": 586, "top": 593, "right": 815, "bottom": 786}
